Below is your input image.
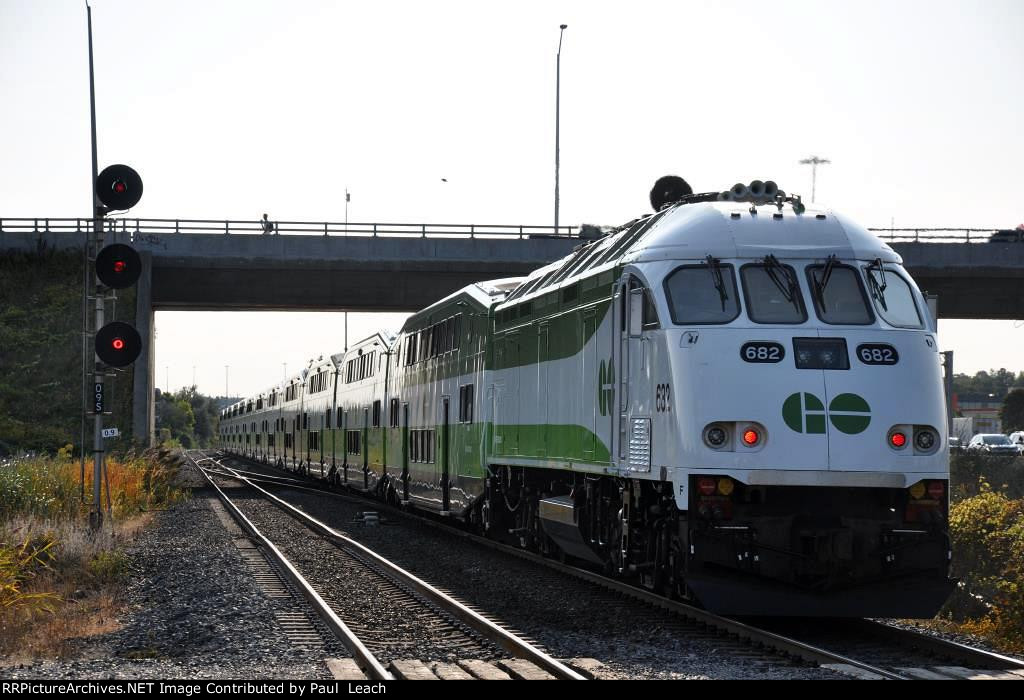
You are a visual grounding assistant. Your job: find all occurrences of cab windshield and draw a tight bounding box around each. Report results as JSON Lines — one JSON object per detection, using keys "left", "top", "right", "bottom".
{"left": 663, "top": 262, "right": 740, "bottom": 325}
{"left": 864, "top": 263, "right": 923, "bottom": 328}
{"left": 806, "top": 263, "right": 873, "bottom": 325}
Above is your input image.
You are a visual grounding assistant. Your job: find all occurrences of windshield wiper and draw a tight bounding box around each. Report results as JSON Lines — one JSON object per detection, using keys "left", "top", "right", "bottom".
{"left": 867, "top": 258, "right": 889, "bottom": 311}
{"left": 812, "top": 254, "right": 838, "bottom": 308}
{"left": 706, "top": 255, "right": 728, "bottom": 311}
{"left": 763, "top": 254, "right": 799, "bottom": 307}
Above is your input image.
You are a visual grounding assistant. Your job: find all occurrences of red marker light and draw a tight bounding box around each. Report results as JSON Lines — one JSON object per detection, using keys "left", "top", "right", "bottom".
{"left": 890, "top": 432, "right": 907, "bottom": 448}
{"left": 742, "top": 429, "right": 760, "bottom": 446}
{"left": 697, "top": 477, "right": 717, "bottom": 496}
{"left": 112, "top": 338, "right": 125, "bottom": 351}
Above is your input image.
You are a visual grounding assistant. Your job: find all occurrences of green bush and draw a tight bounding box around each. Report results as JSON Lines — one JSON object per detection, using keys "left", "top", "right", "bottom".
{"left": 946, "top": 487, "right": 1024, "bottom": 651}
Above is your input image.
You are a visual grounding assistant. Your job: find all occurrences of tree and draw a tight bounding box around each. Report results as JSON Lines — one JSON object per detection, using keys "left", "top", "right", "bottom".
{"left": 1001, "top": 389, "right": 1024, "bottom": 434}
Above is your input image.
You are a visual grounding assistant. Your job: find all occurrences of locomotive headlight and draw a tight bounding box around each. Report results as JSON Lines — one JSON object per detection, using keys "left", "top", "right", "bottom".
{"left": 915, "top": 430, "right": 935, "bottom": 450}
{"left": 820, "top": 350, "right": 836, "bottom": 367}
{"left": 797, "top": 350, "right": 813, "bottom": 365}
{"left": 704, "top": 424, "right": 729, "bottom": 448}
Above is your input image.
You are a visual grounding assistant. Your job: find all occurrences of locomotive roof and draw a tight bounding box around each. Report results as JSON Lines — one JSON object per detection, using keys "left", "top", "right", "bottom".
{"left": 500, "top": 201, "right": 900, "bottom": 307}
{"left": 399, "top": 276, "right": 524, "bottom": 333}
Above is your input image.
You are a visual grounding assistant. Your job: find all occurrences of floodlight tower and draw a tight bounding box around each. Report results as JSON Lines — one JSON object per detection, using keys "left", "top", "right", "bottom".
{"left": 799, "top": 155, "right": 830, "bottom": 202}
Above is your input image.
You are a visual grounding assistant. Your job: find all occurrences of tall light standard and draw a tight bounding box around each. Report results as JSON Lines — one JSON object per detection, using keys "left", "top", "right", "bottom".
{"left": 554, "top": 23, "right": 567, "bottom": 234}
{"left": 799, "top": 155, "right": 830, "bottom": 202}
{"left": 225, "top": 365, "right": 229, "bottom": 398}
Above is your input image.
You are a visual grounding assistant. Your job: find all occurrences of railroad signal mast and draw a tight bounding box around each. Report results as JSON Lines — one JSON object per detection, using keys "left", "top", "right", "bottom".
{"left": 87, "top": 165, "right": 144, "bottom": 530}
{"left": 84, "top": 5, "right": 144, "bottom": 530}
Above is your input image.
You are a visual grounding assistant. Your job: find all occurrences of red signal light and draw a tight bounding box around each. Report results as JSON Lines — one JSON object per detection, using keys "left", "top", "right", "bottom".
{"left": 113, "top": 260, "right": 127, "bottom": 273}
{"left": 742, "top": 429, "right": 760, "bottom": 446}
{"left": 112, "top": 338, "right": 125, "bottom": 351}
{"left": 113, "top": 180, "right": 127, "bottom": 194}
{"left": 890, "top": 432, "right": 907, "bottom": 448}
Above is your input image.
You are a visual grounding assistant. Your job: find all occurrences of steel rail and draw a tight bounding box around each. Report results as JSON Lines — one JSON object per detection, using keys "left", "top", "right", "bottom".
{"left": 188, "top": 452, "right": 394, "bottom": 680}
{"left": 849, "top": 619, "right": 1024, "bottom": 671}
{"left": 200, "top": 452, "right": 586, "bottom": 680}
{"left": 214, "top": 450, "right": 1024, "bottom": 678}
{"left": 213, "top": 452, "right": 903, "bottom": 678}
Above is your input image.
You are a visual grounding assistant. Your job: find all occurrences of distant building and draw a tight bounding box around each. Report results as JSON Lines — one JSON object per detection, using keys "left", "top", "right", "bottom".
{"left": 953, "top": 393, "right": 1002, "bottom": 434}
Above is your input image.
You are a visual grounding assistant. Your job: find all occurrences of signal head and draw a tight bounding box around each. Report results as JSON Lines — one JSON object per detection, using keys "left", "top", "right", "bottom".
{"left": 96, "top": 164, "right": 143, "bottom": 210}
{"left": 95, "top": 321, "right": 142, "bottom": 367}
{"left": 96, "top": 243, "right": 142, "bottom": 289}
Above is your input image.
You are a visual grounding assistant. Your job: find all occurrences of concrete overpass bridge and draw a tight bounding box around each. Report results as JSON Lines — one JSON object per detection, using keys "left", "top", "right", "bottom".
{"left": 3, "top": 217, "right": 1023, "bottom": 445}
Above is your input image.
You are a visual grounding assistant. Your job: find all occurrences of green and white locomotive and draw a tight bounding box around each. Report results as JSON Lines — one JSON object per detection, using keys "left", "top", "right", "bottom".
{"left": 220, "top": 180, "right": 953, "bottom": 617}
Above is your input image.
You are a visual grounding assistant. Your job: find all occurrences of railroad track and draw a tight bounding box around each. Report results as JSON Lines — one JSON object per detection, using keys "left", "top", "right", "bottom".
{"left": 208, "top": 449, "right": 1024, "bottom": 680}
{"left": 186, "top": 450, "right": 586, "bottom": 681}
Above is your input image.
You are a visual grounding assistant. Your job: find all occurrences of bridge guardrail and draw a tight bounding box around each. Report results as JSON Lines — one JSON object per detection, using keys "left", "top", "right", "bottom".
{"left": 0, "top": 217, "right": 579, "bottom": 240}
{"left": 0, "top": 218, "right": 1006, "bottom": 243}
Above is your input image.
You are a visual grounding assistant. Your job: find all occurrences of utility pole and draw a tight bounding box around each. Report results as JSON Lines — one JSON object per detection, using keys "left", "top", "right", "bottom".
{"left": 87, "top": 3, "right": 103, "bottom": 531}
{"left": 554, "top": 24, "right": 567, "bottom": 234}
{"left": 799, "top": 155, "right": 830, "bottom": 202}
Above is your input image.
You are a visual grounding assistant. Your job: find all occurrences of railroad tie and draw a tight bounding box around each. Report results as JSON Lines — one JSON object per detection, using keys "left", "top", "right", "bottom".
{"left": 390, "top": 659, "right": 440, "bottom": 680}
{"left": 561, "top": 658, "right": 604, "bottom": 679}
{"left": 933, "top": 666, "right": 1024, "bottom": 680}
{"left": 431, "top": 662, "right": 476, "bottom": 680}
{"left": 325, "top": 658, "right": 368, "bottom": 681}
{"left": 457, "top": 659, "right": 513, "bottom": 680}
{"left": 495, "top": 658, "right": 556, "bottom": 681}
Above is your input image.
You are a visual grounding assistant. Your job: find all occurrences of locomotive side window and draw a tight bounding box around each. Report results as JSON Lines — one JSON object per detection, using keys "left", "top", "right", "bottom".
{"left": 863, "top": 265, "right": 923, "bottom": 329}
{"left": 805, "top": 263, "right": 874, "bottom": 325}
{"left": 741, "top": 263, "right": 806, "bottom": 324}
{"left": 663, "top": 263, "right": 740, "bottom": 325}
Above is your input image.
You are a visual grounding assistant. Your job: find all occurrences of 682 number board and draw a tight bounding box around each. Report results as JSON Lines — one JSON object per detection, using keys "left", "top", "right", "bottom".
{"left": 740, "top": 341, "right": 785, "bottom": 363}
{"left": 857, "top": 343, "right": 899, "bottom": 365}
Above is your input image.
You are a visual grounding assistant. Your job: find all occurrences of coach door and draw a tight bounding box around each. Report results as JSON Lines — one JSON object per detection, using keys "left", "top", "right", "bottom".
{"left": 614, "top": 278, "right": 645, "bottom": 469}
{"left": 401, "top": 403, "right": 410, "bottom": 503}
{"left": 441, "top": 396, "right": 451, "bottom": 514}
{"left": 582, "top": 309, "right": 598, "bottom": 461}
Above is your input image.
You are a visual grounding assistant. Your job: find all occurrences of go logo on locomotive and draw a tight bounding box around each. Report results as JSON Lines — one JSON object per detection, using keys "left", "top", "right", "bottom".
{"left": 782, "top": 392, "right": 871, "bottom": 435}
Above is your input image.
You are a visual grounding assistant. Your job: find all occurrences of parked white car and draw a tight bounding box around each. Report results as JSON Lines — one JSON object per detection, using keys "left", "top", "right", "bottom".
{"left": 968, "top": 433, "right": 1022, "bottom": 456}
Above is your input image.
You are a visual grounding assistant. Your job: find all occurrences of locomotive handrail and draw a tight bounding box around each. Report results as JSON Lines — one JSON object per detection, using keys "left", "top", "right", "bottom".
{"left": 0, "top": 217, "right": 1008, "bottom": 243}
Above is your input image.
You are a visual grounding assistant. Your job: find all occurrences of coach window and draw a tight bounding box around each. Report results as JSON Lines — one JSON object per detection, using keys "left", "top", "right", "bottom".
{"left": 372, "top": 400, "right": 381, "bottom": 428}
{"left": 389, "top": 398, "right": 400, "bottom": 428}
{"left": 663, "top": 262, "right": 740, "bottom": 325}
{"left": 459, "top": 384, "right": 474, "bottom": 423}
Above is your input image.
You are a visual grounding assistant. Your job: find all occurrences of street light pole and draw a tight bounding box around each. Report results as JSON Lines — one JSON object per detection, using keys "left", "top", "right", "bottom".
{"left": 554, "top": 24, "right": 567, "bottom": 235}
{"left": 799, "top": 155, "right": 830, "bottom": 202}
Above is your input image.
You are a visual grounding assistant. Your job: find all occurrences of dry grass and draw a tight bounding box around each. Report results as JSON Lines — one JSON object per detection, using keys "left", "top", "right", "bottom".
{"left": 0, "top": 449, "right": 184, "bottom": 661}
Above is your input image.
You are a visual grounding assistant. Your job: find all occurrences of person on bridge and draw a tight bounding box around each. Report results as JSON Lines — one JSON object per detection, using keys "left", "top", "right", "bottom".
{"left": 260, "top": 213, "right": 275, "bottom": 235}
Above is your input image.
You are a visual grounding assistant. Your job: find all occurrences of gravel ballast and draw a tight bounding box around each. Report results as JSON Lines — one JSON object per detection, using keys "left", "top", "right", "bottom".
{"left": 222, "top": 458, "right": 844, "bottom": 680}
{"left": 2, "top": 492, "right": 337, "bottom": 680}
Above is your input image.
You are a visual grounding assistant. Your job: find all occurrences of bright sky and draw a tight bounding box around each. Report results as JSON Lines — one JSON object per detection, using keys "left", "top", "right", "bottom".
{"left": 2, "top": 0, "right": 1023, "bottom": 397}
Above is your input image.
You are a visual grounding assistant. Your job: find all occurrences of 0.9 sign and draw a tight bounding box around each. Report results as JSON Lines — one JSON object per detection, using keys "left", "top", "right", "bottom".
{"left": 740, "top": 341, "right": 785, "bottom": 364}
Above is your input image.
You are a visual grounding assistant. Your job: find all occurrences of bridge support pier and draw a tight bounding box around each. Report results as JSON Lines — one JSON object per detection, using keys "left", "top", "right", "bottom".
{"left": 132, "top": 251, "right": 155, "bottom": 447}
